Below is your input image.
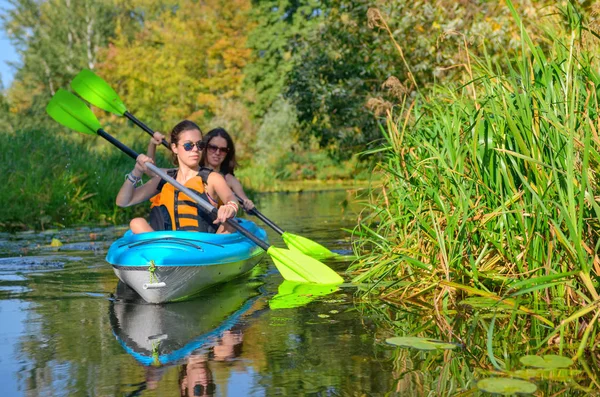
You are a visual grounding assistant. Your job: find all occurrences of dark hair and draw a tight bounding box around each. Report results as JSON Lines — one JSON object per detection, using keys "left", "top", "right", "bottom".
{"left": 200, "top": 127, "right": 238, "bottom": 175}
{"left": 170, "top": 120, "right": 203, "bottom": 166}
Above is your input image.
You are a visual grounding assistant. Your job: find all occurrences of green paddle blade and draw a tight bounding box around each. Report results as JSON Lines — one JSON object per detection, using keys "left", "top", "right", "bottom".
{"left": 269, "top": 280, "right": 339, "bottom": 309}
{"left": 282, "top": 232, "right": 339, "bottom": 260}
{"left": 46, "top": 89, "right": 102, "bottom": 134}
{"left": 266, "top": 246, "right": 343, "bottom": 284}
{"left": 71, "top": 69, "right": 127, "bottom": 116}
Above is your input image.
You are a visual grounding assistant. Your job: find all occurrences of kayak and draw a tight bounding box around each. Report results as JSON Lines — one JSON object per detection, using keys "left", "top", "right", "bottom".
{"left": 106, "top": 218, "right": 268, "bottom": 303}
{"left": 109, "top": 279, "right": 263, "bottom": 366}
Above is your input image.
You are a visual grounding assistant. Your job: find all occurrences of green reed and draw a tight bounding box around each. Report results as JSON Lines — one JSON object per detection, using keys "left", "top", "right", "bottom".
{"left": 352, "top": 2, "right": 600, "bottom": 360}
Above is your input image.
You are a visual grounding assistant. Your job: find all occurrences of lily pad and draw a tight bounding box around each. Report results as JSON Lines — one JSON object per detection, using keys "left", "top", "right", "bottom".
{"left": 477, "top": 378, "right": 537, "bottom": 395}
{"left": 519, "top": 354, "right": 573, "bottom": 369}
{"left": 385, "top": 336, "right": 457, "bottom": 351}
{"left": 511, "top": 368, "right": 582, "bottom": 382}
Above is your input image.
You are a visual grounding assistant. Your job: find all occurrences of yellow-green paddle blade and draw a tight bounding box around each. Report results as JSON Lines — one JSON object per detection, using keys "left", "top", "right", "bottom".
{"left": 46, "top": 89, "right": 102, "bottom": 135}
{"left": 269, "top": 280, "right": 339, "bottom": 309}
{"left": 266, "top": 246, "right": 343, "bottom": 284}
{"left": 71, "top": 69, "right": 127, "bottom": 116}
{"left": 282, "top": 232, "right": 339, "bottom": 260}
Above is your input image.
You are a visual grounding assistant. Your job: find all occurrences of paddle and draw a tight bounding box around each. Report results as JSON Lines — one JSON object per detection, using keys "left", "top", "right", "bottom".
{"left": 46, "top": 89, "right": 343, "bottom": 285}
{"left": 71, "top": 68, "right": 340, "bottom": 260}
{"left": 237, "top": 195, "right": 338, "bottom": 260}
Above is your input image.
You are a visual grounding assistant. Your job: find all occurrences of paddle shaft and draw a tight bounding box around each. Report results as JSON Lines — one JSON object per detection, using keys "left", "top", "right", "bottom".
{"left": 124, "top": 111, "right": 170, "bottom": 149}
{"left": 234, "top": 193, "right": 285, "bottom": 235}
{"left": 96, "top": 128, "right": 271, "bottom": 251}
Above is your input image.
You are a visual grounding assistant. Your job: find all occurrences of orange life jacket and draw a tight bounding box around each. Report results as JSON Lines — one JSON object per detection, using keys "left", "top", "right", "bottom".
{"left": 153, "top": 168, "right": 216, "bottom": 232}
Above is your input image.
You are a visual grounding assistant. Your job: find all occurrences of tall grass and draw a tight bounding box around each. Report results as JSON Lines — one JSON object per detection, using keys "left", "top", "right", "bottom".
{"left": 352, "top": 2, "right": 600, "bottom": 357}
{"left": 0, "top": 128, "right": 157, "bottom": 230}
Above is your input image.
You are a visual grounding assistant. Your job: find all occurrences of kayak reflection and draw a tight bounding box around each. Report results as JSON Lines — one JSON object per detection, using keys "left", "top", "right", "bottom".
{"left": 109, "top": 278, "right": 263, "bottom": 368}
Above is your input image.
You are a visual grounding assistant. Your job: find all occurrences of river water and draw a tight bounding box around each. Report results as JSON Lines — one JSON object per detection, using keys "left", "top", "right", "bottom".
{"left": 0, "top": 190, "right": 402, "bottom": 397}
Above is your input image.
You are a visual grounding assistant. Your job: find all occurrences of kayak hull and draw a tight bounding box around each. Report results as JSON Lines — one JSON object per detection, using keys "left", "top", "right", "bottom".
{"left": 106, "top": 219, "right": 267, "bottom": 303}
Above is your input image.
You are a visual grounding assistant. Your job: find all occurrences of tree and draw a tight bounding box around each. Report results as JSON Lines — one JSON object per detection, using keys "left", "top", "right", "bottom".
{"left": 2, "top": 0, "right": 116, "bottom": 123}
{"left": 243, "top": 0, "right": 328, "bottom": 119}
{"left": 98, "top": 0, "right": 253, "bottom": 131}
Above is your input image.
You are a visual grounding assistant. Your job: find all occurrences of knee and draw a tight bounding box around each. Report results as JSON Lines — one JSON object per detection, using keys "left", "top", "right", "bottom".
{"left": 130, "top": 218, "right": 151, "bottom": 234}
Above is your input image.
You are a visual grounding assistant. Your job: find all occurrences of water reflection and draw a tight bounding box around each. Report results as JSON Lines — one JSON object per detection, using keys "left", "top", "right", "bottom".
{"left": 109, "top": 279, "right": 263, "bottom": 367}
{"left": 179, "top": 329, "right": 243, "bottom": 397}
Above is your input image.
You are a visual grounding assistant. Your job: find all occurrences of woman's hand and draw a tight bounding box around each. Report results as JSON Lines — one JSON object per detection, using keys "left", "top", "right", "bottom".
{"left": 213, "top": 203, "right": 237, "bottom": 224}
{"left": 151, "top": 132, "right": 165, "bottom": 145}
{"left": 134, "top": 154, "right": 155, "bottom": 177}
{"left": 242, "top": 199, "right": 255, "bottom": 211}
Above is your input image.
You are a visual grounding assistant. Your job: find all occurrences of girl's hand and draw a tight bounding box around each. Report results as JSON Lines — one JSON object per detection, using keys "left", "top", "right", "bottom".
{"left": 134, "top": 154, "right": 155, "bottom": 176}
{"left": 151, "top": 132, "right": 165, "bottom": 145}
{"left": 213, "top": 204, "right": 236, "bottom": 224}
{"left": 242, "top": 199, "right": 255, "bottom": 211}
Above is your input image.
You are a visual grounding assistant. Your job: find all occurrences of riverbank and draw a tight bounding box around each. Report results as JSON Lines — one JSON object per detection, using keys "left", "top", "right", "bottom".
{"left": 349, "top": 3, "right": 600, "bottom": 393}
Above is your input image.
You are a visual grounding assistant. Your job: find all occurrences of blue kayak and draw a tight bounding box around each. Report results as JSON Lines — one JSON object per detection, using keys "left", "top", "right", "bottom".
{"left": 106, "top": 218, "right": 268, "bottom": 303}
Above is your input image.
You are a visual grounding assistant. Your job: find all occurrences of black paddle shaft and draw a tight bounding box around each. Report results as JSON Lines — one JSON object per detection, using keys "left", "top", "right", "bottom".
{"left": 234, "top": 193, "right": 285, "bottom": 235}
{"left": 96, "top": 128, "right": 271, "bottom": 251}
{"left": 124, "top": 111, "right": 170, "bottom": 150}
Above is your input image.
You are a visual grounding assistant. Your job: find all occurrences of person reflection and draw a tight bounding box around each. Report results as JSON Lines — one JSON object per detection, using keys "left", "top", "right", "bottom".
{"left": 213, "top": 330, "right": 243, "bottom": 362}
{"left": 145, "top": 366, "right": 166, "bottom": 391}
{"left": 179, "top": 329, "right": 244, "bottom": 396}
{"left": 179, "top": 354, "right": 216, "bottom": 397}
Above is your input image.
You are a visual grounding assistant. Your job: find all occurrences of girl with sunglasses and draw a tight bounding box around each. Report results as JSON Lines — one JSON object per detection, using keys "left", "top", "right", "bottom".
{"left": 200, "top": 128, "right": 255, "bottom": 211}
{"left": 116, "top": 120, "right": 239, "bottom": 234}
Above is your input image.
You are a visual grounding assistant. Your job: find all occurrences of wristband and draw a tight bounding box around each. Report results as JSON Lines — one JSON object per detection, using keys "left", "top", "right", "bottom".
{"left": 126, "top": 173, "right": 142, "bottom": 186}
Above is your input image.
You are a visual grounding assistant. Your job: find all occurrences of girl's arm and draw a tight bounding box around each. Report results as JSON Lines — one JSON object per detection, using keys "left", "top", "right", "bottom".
{"left": 116, "top": 154, "right": 162, "bottom": 207}
{"left": 225, "top": 174, "right": 255, "bottom": 210}
{"left": 207, "top": 172, "right": 238, "bottom": 223}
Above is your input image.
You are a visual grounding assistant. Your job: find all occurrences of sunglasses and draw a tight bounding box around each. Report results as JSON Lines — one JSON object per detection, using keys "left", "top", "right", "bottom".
{"left": 181, "top": 141, "right": 205, "bottom": 151}
{"left": 207, "top": 143, "right": 230, "bottom": 154}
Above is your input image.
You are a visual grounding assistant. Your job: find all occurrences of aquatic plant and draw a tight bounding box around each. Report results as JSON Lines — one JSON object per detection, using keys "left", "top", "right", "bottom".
{"left": 351, "top": 0, "right": 600, "bottom": 380}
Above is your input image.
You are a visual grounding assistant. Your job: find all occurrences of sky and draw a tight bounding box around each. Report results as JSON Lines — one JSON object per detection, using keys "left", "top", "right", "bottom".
{"left": 0, "top": 0, "right": 18, "bottom": 89}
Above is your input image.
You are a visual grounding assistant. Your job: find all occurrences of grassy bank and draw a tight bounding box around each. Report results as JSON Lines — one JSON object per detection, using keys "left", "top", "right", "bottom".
{"left": 350, "top": 1, "right": 600, "bottom": 381}
{"left": 0, "top": 129, "right": 151, "bottom": 230}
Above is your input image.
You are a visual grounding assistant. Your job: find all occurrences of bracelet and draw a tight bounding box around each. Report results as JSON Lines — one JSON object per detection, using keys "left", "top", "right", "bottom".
{"left": 125, "top": 173, "right": 142, "bottom": 186}
{"left": 225, "top": 201, "right": 239, "bottom": 212}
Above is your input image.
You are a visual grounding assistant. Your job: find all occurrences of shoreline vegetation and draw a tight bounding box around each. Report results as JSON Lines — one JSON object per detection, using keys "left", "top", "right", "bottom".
{"left": 349, "top": 1, "right": 600, "bottom": 393}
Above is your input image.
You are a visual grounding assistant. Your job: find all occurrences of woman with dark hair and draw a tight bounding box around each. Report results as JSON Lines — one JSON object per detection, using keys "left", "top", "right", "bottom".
{"left": 200, "top": 128, "right": 255, "bottom": 211}
{"left": 116, "top": 120, "right": 238, "bottom": 234}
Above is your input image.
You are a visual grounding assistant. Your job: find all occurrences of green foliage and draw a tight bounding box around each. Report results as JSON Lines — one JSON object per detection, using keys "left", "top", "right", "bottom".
{"left": 254, "top": 98, "right": 298, "bottom": 168}
{"left": 243, "top": 0, "right": 327, "bottom": 118}
{"left": 98, "top": 0, "right": 253, "bottom": 130}
{"left": 351, "top": 2, "right": 600, "bottom": 355}
{"left": 0, "top": 129, "right": 147, "bottom": 230}
{"left": 286, "top": 1, "right": 402, "bottom": 153}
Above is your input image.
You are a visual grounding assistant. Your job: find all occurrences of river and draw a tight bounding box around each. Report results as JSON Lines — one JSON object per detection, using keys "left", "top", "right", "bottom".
{"left": 0, "top": 189, "right": 404, "bottom": 396}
